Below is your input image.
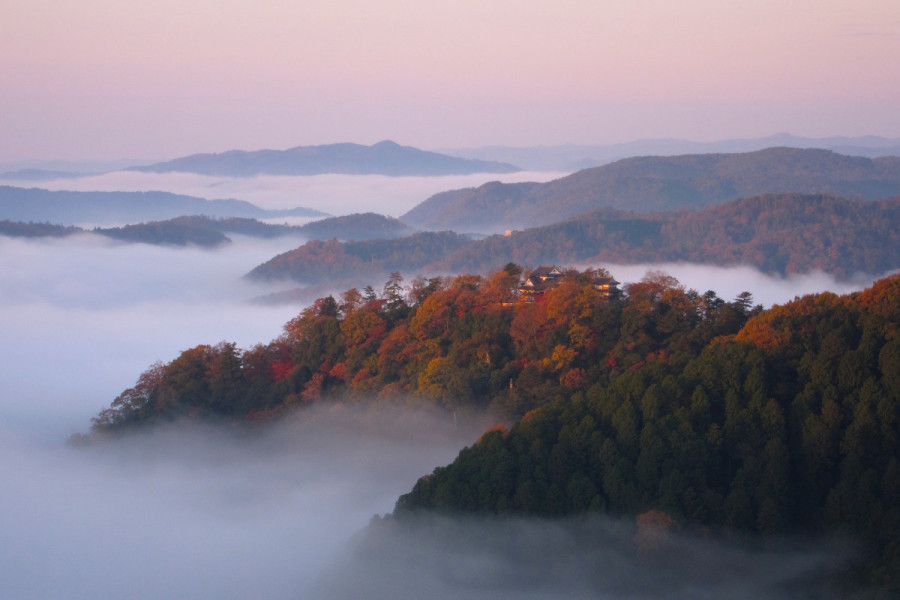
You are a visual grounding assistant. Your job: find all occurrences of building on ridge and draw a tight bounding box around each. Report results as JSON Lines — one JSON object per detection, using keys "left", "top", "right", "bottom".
{"left": 519, "top": 265, "right": 621, "bottom": 302}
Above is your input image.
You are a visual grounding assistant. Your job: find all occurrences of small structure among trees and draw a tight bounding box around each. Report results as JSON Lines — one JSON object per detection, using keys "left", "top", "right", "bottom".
{"left": 518, "top": 265, "right": 564, "bottom": 301}
{"left": 591, "top": 274, "right": 621, "bottom": 301}
{"left": 519, "top": 265, "right": 620, "bottom": 301}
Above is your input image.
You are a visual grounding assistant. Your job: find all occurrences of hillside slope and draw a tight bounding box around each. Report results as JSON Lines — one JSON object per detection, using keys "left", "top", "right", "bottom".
{"left": 394, "top": 273, "right": 900, "bottom": 592}
{"left": 249, "top": 194, "right": 900, "bottom": 283}
{"left": 438, "top": 194, "right": 900, "bottom": 280}
{"left": 401, "top": 148, "right": 900, "bottom": 232}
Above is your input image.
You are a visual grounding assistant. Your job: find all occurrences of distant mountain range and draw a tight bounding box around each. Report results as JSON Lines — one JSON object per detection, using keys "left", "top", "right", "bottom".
{"left": 0, "top": 158, "right": 157, "bottom": 180}
{"left": 4, "top": 134, "right": 898, "bottom": 180}
{"left": 248, "top": 194, "right": 900, "bottom": 287}
{"left": 1, "top": 213, "right": 418, "bottom": 248}
{"left": 126, "top": 140, "right": 520, "bottom": 177}
{"left": 0, "top": 169, "right": 92, "bottom": 182}
{"left": 444, "top": 133, "right": 900, "bottom": 171}
{"left": 0, "top": 186, "right": 327, "bottom": 226}
{"left": 1, "top": 139, "right": 520, "bottom": 180}
{"left": 401, "top": 148, "right": 900, "bottom": 233}
{"left": 435, "top": 194, "right": 900, "bottom": 280}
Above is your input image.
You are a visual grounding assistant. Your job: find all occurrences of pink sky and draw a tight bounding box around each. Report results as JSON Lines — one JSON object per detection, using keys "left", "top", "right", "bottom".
{"left": 2, "top": 0, "right": 899, "bottom": 161}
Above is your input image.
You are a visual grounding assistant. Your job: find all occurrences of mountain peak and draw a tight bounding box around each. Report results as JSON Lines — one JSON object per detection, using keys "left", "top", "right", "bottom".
{"left": 127, "top": 141, "right": 520, "bottom": 177}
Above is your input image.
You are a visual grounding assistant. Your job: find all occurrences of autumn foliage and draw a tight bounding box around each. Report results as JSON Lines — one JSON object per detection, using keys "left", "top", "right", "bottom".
{"left": 89, "top": 266, "right": 900, "bottom": 591}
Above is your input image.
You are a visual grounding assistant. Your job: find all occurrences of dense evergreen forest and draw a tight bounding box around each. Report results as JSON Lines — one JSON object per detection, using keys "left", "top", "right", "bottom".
{"left": 87, "top": 265, "right": 900, "bottom": 593}
{"left": 393, "top": 272, "right": 900, "bottom": 593}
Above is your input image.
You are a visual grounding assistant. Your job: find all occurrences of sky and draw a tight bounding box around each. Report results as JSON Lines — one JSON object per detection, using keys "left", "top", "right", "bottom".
{"left": 2, "top": 0, "right": 900, "bottom": 161}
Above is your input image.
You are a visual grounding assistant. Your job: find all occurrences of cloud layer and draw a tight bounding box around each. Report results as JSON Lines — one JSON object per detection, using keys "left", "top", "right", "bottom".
{"left": 31, "top": 170, "right": 565, "bottom": 218}
{"left": 0, "top": 206, "right": 882, "bottom": 598}
{"left": 0, "top": 407, "right": 486, "bottom": 600}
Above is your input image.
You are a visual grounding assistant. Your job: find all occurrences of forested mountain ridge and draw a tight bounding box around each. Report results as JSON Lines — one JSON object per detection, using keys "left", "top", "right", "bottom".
{"left": 140, "top": 213, "right": 416, "bottom": 243}
{"left": 127, "top": 140, "right": 521, "bottom": 177}
{"left": 296, "top": 212, "right": 416, "bottom": 241}
{"left": 0, "top": 217, "right": 234, "bottom": 247}
{"left": 437, "top": 194, "right": 900, "bottom": 280}
{"left": 85, "top": 267, "right": 900, "bottom": 592}
{"left": 87, "top": 265, "right": 758, "bottom": 432}
{"left": 84, "top": 262, "right": 900, "bottom": 592}
{"left": 245, "top": 231, "right": 472, "bottom": 288}
{"left": 0, "top": 185, "right": 326, "bottom": 225}
{"left": 1, "top": 213, "right": 415, "bottom": 247}
{"left": 0, "top": 220, "right": 82, "bottom": 238}
{"left": 401, "top": 147, "right": 900, "bottom": 232}
{"left": 249, "top": 194, "right": 900, "bottom": 285}
{"left": 393, "top": 273, "right": 900, "bottom": 592}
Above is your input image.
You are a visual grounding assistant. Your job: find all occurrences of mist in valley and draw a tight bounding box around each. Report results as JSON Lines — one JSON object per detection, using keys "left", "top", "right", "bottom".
{"left": 1, "top": 407, "right": 490, "bottom": 600}
{"left": 598, "top": 262, "right": 887, "bottom": 309}
{"left": 316, "top": 513, "right": 849, "bottom": 600}
{"left": 22, "top": 170, "right": 566, "bottom": 219}
{"left": 0, "top": 179, "right": 883, "bottom": 598}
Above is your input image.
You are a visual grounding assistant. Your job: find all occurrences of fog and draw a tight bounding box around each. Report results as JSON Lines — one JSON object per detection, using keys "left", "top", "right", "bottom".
{"left": 0, "top": 231, "right": 493, "bottom": 598}
{"left": 0, "top": 200, "right": 876, "bottom": 597}
{"left": 0, "top": 233, "right": 303, "bottom": 441}
{"left": 26, "top": 170, "right": 567, "bottom": 218}
{"left": 0, "top": 408, "right": 488, "bottom": 600}
{"left": 315, "top": 514, "right": 848, "bottom": 599}
{"left": 603, "top": 262, "right": 890, "bottom": 308}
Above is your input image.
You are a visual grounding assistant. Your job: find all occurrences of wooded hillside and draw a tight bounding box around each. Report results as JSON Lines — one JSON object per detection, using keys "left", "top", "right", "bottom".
{"left": 249, "top": 194, "right": 900, "bottom": 285}
{"left": 86, "top": 266, "right": 900, "bottom": 592}
{"left": 401, "top": 148, "right": 900, "bottom": 232}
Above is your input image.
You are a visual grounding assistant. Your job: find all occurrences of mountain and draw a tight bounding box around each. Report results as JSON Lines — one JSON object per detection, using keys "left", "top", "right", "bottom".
{"left": 0, "top": 213, "right": 420, "bottom": 249}
{"left": 83, "top": 268, "right": 900, "bottom": 594}
{"left": 435, "top": 194, "right": 900, "bottom": 280}
{"left": 0, "top": 169, "right": 91, "bottom": 181}
{"left": 390, "top": 273, "right": 900, "bottom": 593}
{"left": 127, "top": 140, "right": 521, "bottom": 177}
{"left": 0, "top": 157, "right": 157, "bottom": 177}
{"left": 297, "top": 212, "right": 416, "bottom": 241}
{"left": 0, "top": 216, "right": 275, "bottom": 247}
{"left": 96, "top": 219, "right": 232, "bottom": 247}
{"left": 136, "top": 214, "right": 416, "bottom": 243}
{"left": 0, "top": 185, "right": 327, "bottom": 226}
{"left": 445, "top": 133, "right": 900, "bottom": 171}
{"left": 89, "top": 264, "right": 759, "bottom": 433}
{"left": 245, "top": 231, "right": 471, "bottom": 288}
{"left": 401, "top": 147, "right": 900, "bottom": 233}
{"left": 248, "top": 194, "right": 900, "bottom": 283}
{"left": 0, "top": 220, "right": 81, "bottom": 238}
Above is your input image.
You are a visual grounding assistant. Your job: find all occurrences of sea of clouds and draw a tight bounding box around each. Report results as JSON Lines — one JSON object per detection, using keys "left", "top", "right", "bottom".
{"left": 27, "top": 170, "right": 567, "bottom": 218}
{"left": 0, "top": 173, "right": 879, "bottom": 598}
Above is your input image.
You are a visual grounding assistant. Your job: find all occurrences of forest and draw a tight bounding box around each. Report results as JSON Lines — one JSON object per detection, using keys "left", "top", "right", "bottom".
{"left": 249, "top": 193, "right": 900, "bottom": 286}
{"left": 85, "top": 265, "right": 900, "bottom": 593}
{"left": 89, "top": 264, "right": 754, "bottom": 431}
{"left": 401, "top": 147, "right": 900, "bottom": 231}
{"left": 0, "top": 213, "right": 414, "bottom": 248}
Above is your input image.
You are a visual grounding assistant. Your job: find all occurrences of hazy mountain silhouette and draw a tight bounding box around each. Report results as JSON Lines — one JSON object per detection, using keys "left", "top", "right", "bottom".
{"left": 0, "top": 185, "right": 327, "bottom": 225}
{"left": 401, "top": 147, "right": 900, "bottom": 233}
{"left": 128, "top": 140, "right": 521, "bottom": 177}
{"left": 445, "top": 133, "right": 900, "bottom": 171}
